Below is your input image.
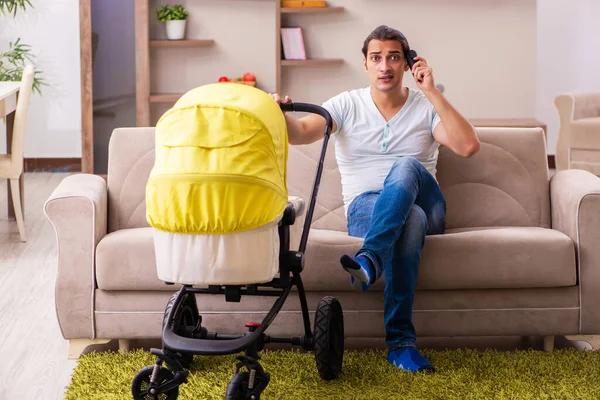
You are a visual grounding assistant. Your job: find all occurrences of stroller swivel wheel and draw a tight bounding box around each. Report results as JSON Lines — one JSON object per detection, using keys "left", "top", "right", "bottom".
{"left": 226, "top": 372, "right": 251, "bottom": 400}
{"left": 132, "top": 365, "right": 179, "bottom": 400}
{"left": 313, "top": 296, "right": 344, "bottom": 380}
{"left": 226, "top": 371, "right": 270, "bottom": 400}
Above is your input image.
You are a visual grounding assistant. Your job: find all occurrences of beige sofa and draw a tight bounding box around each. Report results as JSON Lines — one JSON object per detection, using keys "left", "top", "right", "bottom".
{"left": 555, "top": 92, "right": 600, "bottom": 174}
{"left": 45, "top": 126, "right": 600, "bottom": 358}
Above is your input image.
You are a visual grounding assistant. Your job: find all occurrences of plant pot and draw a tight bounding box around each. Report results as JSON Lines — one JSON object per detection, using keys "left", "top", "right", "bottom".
{"left": 165, "top": 20, "right": 186, "bottom": 40}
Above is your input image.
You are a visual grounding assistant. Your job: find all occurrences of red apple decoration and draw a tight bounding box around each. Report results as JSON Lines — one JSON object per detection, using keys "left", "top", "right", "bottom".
{"left": 218, "top": 76, "right": 229, "bottom": 82}
{"left": 243, "top": 72, "right": 256, "bottom": 82}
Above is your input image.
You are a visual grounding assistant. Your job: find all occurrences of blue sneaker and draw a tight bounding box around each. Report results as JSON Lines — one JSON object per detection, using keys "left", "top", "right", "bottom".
{"left": 387, "top": 346, "right": 435, "bottom": 373}
{"left": 340, "top": 254, "right": 376, "bottom": 292}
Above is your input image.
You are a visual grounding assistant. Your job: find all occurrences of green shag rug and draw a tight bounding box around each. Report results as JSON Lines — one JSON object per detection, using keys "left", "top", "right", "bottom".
{"left": 65, "top": 348, "right": 600, "bottom": 399}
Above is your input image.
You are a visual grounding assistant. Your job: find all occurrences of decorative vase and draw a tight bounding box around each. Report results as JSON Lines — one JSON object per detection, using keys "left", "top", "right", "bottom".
{"left": 165, "top": 20, "right": 186, "bottom": 40}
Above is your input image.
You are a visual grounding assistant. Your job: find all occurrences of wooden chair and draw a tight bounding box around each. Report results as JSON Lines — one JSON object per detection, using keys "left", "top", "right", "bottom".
{"left": 0, "top": 64, "right": 34, "bottom": 241}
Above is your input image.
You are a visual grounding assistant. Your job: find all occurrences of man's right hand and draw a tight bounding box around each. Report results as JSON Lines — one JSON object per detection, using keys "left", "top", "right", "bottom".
{"left": 267, "top": 93, "right": 334, "bottom": 146}
{"left": 268, "top": 93, "right": 292, "bottom": 105}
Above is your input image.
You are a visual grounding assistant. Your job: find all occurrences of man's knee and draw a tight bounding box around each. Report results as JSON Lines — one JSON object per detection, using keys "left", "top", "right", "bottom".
{"left": 393, "top": 156, "right": 421, "bottom": 171}
{"left": 396, "top": 205, "right": 428, "bottom": 253}
{"left": 406, "top": 205, "right": 428, "bottom": 234}
{"left": 385, "top": 157, "right": 422, "bottom": 186}
{"left": 427, "top": 200, "right": 446, "bottom": 235}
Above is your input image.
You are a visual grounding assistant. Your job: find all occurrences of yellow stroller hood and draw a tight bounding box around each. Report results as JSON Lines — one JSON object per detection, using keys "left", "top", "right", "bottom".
{"left": 146, "top": 83, "right": 288, "bottom": 234}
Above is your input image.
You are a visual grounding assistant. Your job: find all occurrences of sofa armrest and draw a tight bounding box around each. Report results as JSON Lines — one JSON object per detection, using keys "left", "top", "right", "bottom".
{"left": 43, "top": 174, "right": 108, "bottom": 339}
{"left": 551, "top": 169, "right": 600, "bottom": 333}
{"left": 556, "top": 93, "right": 600, "bottom": 122}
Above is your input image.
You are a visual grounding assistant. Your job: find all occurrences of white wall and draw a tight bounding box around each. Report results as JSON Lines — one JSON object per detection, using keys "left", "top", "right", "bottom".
{"left": 573, "top": 2, "right": 600, "bottom": 92}
{"left": 0, "top": 0, "right": 81, "bottom": 157}
{"left": 4, "top": 0, "right": 599, "bottom": 159}
{"left": 149, "top": 0, "right": 276, "bottom": 124}
{"left": 536, "top": 0, "right": 600, "bottom": 155}
{"left": 150, "top": 0, "right": 538, "bottom": 125}
{"left": 282, "top": 0, "right": 537, "bottom": 120}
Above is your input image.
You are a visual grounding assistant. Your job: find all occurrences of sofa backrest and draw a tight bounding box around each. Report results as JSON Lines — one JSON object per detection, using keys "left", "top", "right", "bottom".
{"left": 286, "top": 127, "right": 550, "bottom": 231}
{"left": 437, "top": 127, "right": 550, "bottom": 229}
{"left": 107, "top": 127, "right": 155, "bottom": 232}
{"left": 107, "top": 126, "right": 550, "bottom": 233}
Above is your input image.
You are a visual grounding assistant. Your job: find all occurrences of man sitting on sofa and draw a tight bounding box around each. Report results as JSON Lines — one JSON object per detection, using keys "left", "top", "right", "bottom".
{"left": 269, "top": 25, "right": 480, "bottom": 373}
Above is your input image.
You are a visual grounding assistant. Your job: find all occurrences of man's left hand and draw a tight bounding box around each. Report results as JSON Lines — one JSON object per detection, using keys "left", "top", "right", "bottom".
{"left": 410, "top": 56, "right": 436, "bottom": 94}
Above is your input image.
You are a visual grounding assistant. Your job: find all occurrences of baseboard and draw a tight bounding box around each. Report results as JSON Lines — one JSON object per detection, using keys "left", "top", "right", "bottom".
{"left": 24, "top": 158, "right": 82, "bottom": 172}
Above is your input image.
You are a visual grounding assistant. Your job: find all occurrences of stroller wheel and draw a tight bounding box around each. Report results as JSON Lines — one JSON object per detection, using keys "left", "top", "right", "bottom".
{"left": 225, "top": 372, "right": 251, "bottom": 400}
{"left": 226, "top": 371, "right": 270, "bottom": 400}
{"left": 132, "top": 365, "right": 179, "bottom": 400}
{"left": 313, "top": 296, "right": 344, "bottom": 380}
{"left": 163, "top": 291, "right": 200, "bottom": 369}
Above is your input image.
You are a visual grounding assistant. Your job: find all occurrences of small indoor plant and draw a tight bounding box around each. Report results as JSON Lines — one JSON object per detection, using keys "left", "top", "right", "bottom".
{"left": 156, "top": 4, "right": 189, "bottom": 40}
{"left": 0, "top": 1, "right": 46, "bottom": 94}
{"left": 0, "top": 0, "right": 32, "bottom": 16}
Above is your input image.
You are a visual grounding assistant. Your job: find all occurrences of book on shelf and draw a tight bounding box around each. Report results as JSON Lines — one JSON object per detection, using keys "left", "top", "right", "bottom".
{"left": 282, "top": 0, "right": 327, "bottom": 8}
{"left": 280, "top": 27, "right": 307, "bottom": 60}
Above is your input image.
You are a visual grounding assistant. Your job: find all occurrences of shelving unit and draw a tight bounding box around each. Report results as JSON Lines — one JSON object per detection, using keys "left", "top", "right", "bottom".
{"left": 149, "top": 39, "right": 215, "bottom": 48}
{"left": 134, "top": 0, "right": 346, "bottom": 125}
{"left": 135, "top": 0, "right": 215, "bottom": 126}
{"left": 281, "top": 6, "right": 344, "bottom": 14}
{"left": 149, "top": 93, "right": 183, "bottom": 104}
{"left": 276, "top": 2, "right": 346, "bottom": 94}
{"left": 281, "top": 59, "right": 344, "bottom": 67}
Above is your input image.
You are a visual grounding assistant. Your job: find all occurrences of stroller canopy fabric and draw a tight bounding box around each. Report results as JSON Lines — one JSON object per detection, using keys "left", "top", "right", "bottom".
{"left": 146, "top": 83, "right": 289, "bottom": 234}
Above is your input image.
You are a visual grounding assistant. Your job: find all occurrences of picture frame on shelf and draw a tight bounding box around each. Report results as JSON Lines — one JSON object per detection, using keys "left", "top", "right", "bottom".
{"left": 281, "top": 27, "right": 307, "bottom": 60}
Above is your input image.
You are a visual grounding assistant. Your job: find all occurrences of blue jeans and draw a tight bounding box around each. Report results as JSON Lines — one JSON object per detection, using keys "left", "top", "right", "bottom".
{"left": 346, "top": 156, "right": 446, "bottom": 351}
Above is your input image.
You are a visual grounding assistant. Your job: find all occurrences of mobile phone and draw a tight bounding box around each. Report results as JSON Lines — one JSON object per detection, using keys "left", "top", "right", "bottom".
{"left": 405, "top": 49, "right": 421, "bottom": 82}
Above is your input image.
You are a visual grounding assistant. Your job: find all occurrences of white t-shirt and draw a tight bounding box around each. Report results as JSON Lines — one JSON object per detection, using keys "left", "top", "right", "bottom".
{"left": 321, "top": 86, "right": 442, "bottom": 215}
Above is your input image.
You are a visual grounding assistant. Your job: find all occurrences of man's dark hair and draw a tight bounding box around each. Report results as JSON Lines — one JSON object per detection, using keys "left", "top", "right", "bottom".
{"left": 361, "top": 25, "right": 410, "bottom": 58}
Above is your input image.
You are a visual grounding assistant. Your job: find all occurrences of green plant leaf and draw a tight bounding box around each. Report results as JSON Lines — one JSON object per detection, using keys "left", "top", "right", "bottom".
{"left": 0, "top": 2, "right": 46, "bottom": 94}
{"left": 0, "top": 38, "right": 47, "bottom": 95}
{"left": 156, "top": 3, "right": 188, "bottom": 22}
{"left": 0, "top": 0, "right": 33, "bottom": 17}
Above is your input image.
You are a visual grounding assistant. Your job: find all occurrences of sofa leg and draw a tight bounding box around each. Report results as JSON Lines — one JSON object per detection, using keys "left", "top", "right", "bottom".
{"left": 565, "top": 335, "right": 600, "bottom": 350}
{"left": 118, "top": 339, "right": 130, "bottom": 353}
{"left": 543, "top": 336, "right": 555, "bottom": 352}
{"left": 68, "top": 338, "right": 111, "bottom": 359}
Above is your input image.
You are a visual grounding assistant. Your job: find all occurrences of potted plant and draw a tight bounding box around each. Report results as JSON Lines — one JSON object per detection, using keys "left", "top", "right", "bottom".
{"left": 156, "top": 4, "right": 189, "bottom": 40}
{"left": 0, "top": 1, "right": 47, "bottom": 94}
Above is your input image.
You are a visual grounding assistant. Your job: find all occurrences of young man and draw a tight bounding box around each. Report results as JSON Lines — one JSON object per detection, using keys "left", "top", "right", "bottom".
{"left": 269, "top": 25, "right": 480, "bottom": 373}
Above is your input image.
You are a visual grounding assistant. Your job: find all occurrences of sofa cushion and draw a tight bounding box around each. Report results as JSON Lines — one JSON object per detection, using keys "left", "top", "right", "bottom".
{"left": 299, "top": 226, "right": 576, "bottom": 291}
{"left": 571, "top": 117, "right": 600, "bottom": 149}
{"left": 95, "top": 226, "right": 576, "bottom": 292}
{"left": 96, "top": 228, "right": 174, "bottom": 291}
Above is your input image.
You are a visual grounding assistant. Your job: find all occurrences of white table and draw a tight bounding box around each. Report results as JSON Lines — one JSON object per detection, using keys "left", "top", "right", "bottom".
{"left": 0, "top": 82, "right": 24, "bottom": 219}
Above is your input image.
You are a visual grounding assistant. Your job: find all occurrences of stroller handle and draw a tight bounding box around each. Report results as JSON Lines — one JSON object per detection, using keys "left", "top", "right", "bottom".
{"left": 280, "top": 102, "right": 333, "bottom": 137}
{"left": 279, "top": 101, "right": 332, "bottom": 254}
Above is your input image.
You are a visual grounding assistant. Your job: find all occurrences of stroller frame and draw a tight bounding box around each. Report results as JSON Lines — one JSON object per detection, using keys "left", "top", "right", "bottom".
{"left": 132, "top": 102, "right": 342, "bottom": 400}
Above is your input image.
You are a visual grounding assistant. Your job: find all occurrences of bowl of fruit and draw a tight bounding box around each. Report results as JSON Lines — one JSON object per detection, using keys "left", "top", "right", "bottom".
{"left": 218, "top": 72, "right": 256, "bottom": 87}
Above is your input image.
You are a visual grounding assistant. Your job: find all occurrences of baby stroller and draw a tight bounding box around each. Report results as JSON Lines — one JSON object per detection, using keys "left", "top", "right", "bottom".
{"left": 132, "top": 83, "right": 343, "bottom": 399}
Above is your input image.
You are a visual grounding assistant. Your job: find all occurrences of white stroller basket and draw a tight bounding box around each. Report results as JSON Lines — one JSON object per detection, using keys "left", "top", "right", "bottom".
{"left": 153, "top": 198, "right": 305, "bottom": 285}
